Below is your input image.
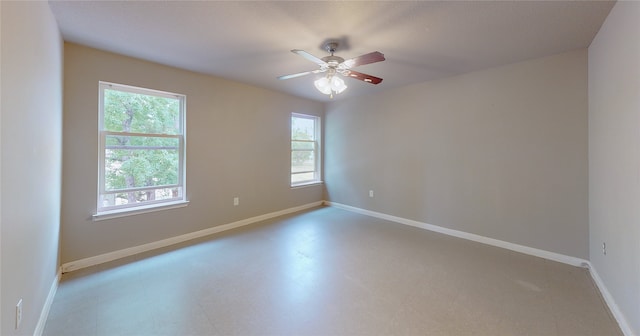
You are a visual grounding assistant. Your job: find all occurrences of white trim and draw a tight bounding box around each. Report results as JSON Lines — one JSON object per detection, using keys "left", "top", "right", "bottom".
{"left": 103, "top": 130, "right": 181, "bottom": 139}
{"left": 63, "top": 201, "right": 324, "bottom": 273}
{"left": 97, "top": 81, "right": 187, "bottom": 215}
{"left": 93, "top": 200, "right": 189, "bottom": 221}
{"left": 325, "top": 201, "right": 587, "bottom": 267}
{"left": 33, "top": 270, "right": 60, "bottom": 336}
{"left": 291, "top": 113, "right": 322, "bottom": 187}
{"left": 587, "top": 263, "right": 635, "bottom": 336}
{"left": 291, "top": 181, "right": 324, "bottom": 189}
{"left": 324, "top": 201, "right": 634, "bottom": 335}
{"left": 64, "top": 200, "right": 634, "bottom": 335}
{"left": 99, "top": 81, "right": 184, "bottom": 100}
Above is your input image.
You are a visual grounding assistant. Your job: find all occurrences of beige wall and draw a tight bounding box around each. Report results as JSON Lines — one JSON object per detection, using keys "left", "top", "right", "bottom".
{"left": 325, "top": 49, "right": 589, "bottom": 259}
{"left": 1, "top": 1, "right": 63, "bottom": 335}
{"left": 62, "top": 44, "right": 324, "bottom": 263}
{"left": 589, "top": 1, "right": 640, "bottom": 334}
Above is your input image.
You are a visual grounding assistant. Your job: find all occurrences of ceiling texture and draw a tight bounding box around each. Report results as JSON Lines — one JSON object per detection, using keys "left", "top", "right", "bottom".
{"left": 49, "top": 0, "right": 615, "bottom": 102}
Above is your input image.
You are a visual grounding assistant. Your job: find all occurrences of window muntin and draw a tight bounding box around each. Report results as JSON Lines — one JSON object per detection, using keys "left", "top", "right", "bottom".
{"left": 291, "top": 113, "right": 321, "bottom": 186}
{"left": 98, "top": 82, "right": 186, "bottom": 214}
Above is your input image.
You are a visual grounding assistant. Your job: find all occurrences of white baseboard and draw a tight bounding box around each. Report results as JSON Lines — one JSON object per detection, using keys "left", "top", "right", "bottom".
{"left": 325, "top": 201, "right": 587, "bottom": 267}
{"left": 58, "top": 200, "right": 634, "bottom": 335}
{"left": 587, "top": 263, "right": 635, "bottom": 336}
{"left": 61, "top": 201, "right": 323, "bottom": 273}
{"left": 33, "top": 270, "right": 60, "bottom": 336}
{"left": 325, "top": 201, "right": 635, "bottom": 335}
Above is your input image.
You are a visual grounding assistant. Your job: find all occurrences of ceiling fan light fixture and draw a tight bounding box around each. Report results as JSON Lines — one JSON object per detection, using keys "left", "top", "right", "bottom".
{"left": 279, "top": 42, "right": 385, "bottom": 98}
{"left": 314, "top": 76, "right": 347, "bottom": 96}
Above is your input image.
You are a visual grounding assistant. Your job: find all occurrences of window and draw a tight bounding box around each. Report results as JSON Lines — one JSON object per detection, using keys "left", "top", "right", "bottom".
{"left": 291, "top": 113, "right": 321, "bottom": 186}
{"left": 97, "top": 82, "right": 186, "bottom": 215}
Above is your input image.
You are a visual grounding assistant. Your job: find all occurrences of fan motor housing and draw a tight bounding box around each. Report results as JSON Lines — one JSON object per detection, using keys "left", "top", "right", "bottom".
{"left": 322, "top": 55, "right": 344, "bottom": 67}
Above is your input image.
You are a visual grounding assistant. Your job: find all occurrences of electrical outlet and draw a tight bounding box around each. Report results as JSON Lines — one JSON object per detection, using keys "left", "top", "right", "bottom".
{"left": 16, "top": 299, "right": 23, "bottom": 329}
{"left": 369, "top": 190, "right": 374, "bottom": 198}
{"left": 602, "top": 242, "right": 606, "bottom": 255}
{"left": 233, "top": 197, "right": 239, "bottom": 206}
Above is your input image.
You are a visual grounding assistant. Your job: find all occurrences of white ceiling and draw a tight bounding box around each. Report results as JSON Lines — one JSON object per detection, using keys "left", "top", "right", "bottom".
{"left": 49, "top": 0, "right": 615, "bottom": 102}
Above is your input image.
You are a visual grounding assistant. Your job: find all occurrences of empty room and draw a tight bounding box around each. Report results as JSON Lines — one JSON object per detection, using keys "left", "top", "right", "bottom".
{"left": 1, "top": 1, "right": 639, "bottom": 335}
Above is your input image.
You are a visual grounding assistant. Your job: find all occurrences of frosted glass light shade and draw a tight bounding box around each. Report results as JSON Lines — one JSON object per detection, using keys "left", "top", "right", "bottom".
{"left": 313, "top": 77, "right": 332, "bottom": 95}
{"left": 314, "top": 76, "right": 347, "bottom": 96}
{"left": 331, "top": 76, "right": 347, "bottom": 93}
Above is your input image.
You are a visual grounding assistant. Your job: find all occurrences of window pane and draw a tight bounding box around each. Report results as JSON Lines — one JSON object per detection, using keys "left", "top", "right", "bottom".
{"left": 292, "top": 172, "right": 315, "bottom": 184}
{"left": 292, "top": 141, "right": 315, "bottom": 150}
{"left": 104, "top": 89, "right": 180, "bottom": 134}
{"left": 292, "top": 150, "right": 315, "bottom": 173}
{"left": 100, "top": 187, "right": 182, "bottom": 208}
{"left": 291, "top": 113, "right": 320, "bottom": 186}
{"left": 99, "top": 82, "right": 186, "bottom": 214}
{"left": 292, "top": 116, "right": 315, "bottom": 140}
{"left": 104, "top": 135, "right": 179, "bottom": 191}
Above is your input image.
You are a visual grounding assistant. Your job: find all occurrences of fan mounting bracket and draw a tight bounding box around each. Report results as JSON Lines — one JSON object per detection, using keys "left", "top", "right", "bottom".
{"left": 325, "top": 42, "right": 339, "bottom": 54}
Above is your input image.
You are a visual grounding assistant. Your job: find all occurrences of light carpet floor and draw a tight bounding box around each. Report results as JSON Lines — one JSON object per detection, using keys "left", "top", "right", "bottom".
{"left": 44, "top": 206, "right": 622, "bottom": 335}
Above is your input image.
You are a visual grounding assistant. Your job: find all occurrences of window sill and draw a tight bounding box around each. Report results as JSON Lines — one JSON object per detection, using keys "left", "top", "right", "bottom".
{"left": 291, "top": 181, "right": 324, "bottom": 189}
{"left": 93, "top": 200, "right": 189, "bottom": 221}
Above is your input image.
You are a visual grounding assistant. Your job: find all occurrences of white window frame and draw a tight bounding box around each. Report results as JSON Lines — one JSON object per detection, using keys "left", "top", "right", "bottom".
{"left": 291, "top": 113, "right": 322, "bottom": 187}
{"left": 95, "top": 82, "right": 187, "bottom": 219}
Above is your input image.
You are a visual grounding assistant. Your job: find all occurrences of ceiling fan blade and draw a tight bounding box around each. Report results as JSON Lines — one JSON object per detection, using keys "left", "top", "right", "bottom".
{"left": 277, "top": 69, "right": 325, "bottom": 80}
{"left": 343, "top": 70, "right": 383, "bottom": 85}
{"left": 291, "top": 49, "right": 327, "bottom": 66}
{"left": 278, "top": 71, "right": 313, "bottom": 80}
{"left": 339, "top": 51, "right": 385, "bottom": 69}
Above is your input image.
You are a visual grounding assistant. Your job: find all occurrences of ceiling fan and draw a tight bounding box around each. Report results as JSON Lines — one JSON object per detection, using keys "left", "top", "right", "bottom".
{"left": 277, "top": 42, "right": 385, "bottom": 97}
